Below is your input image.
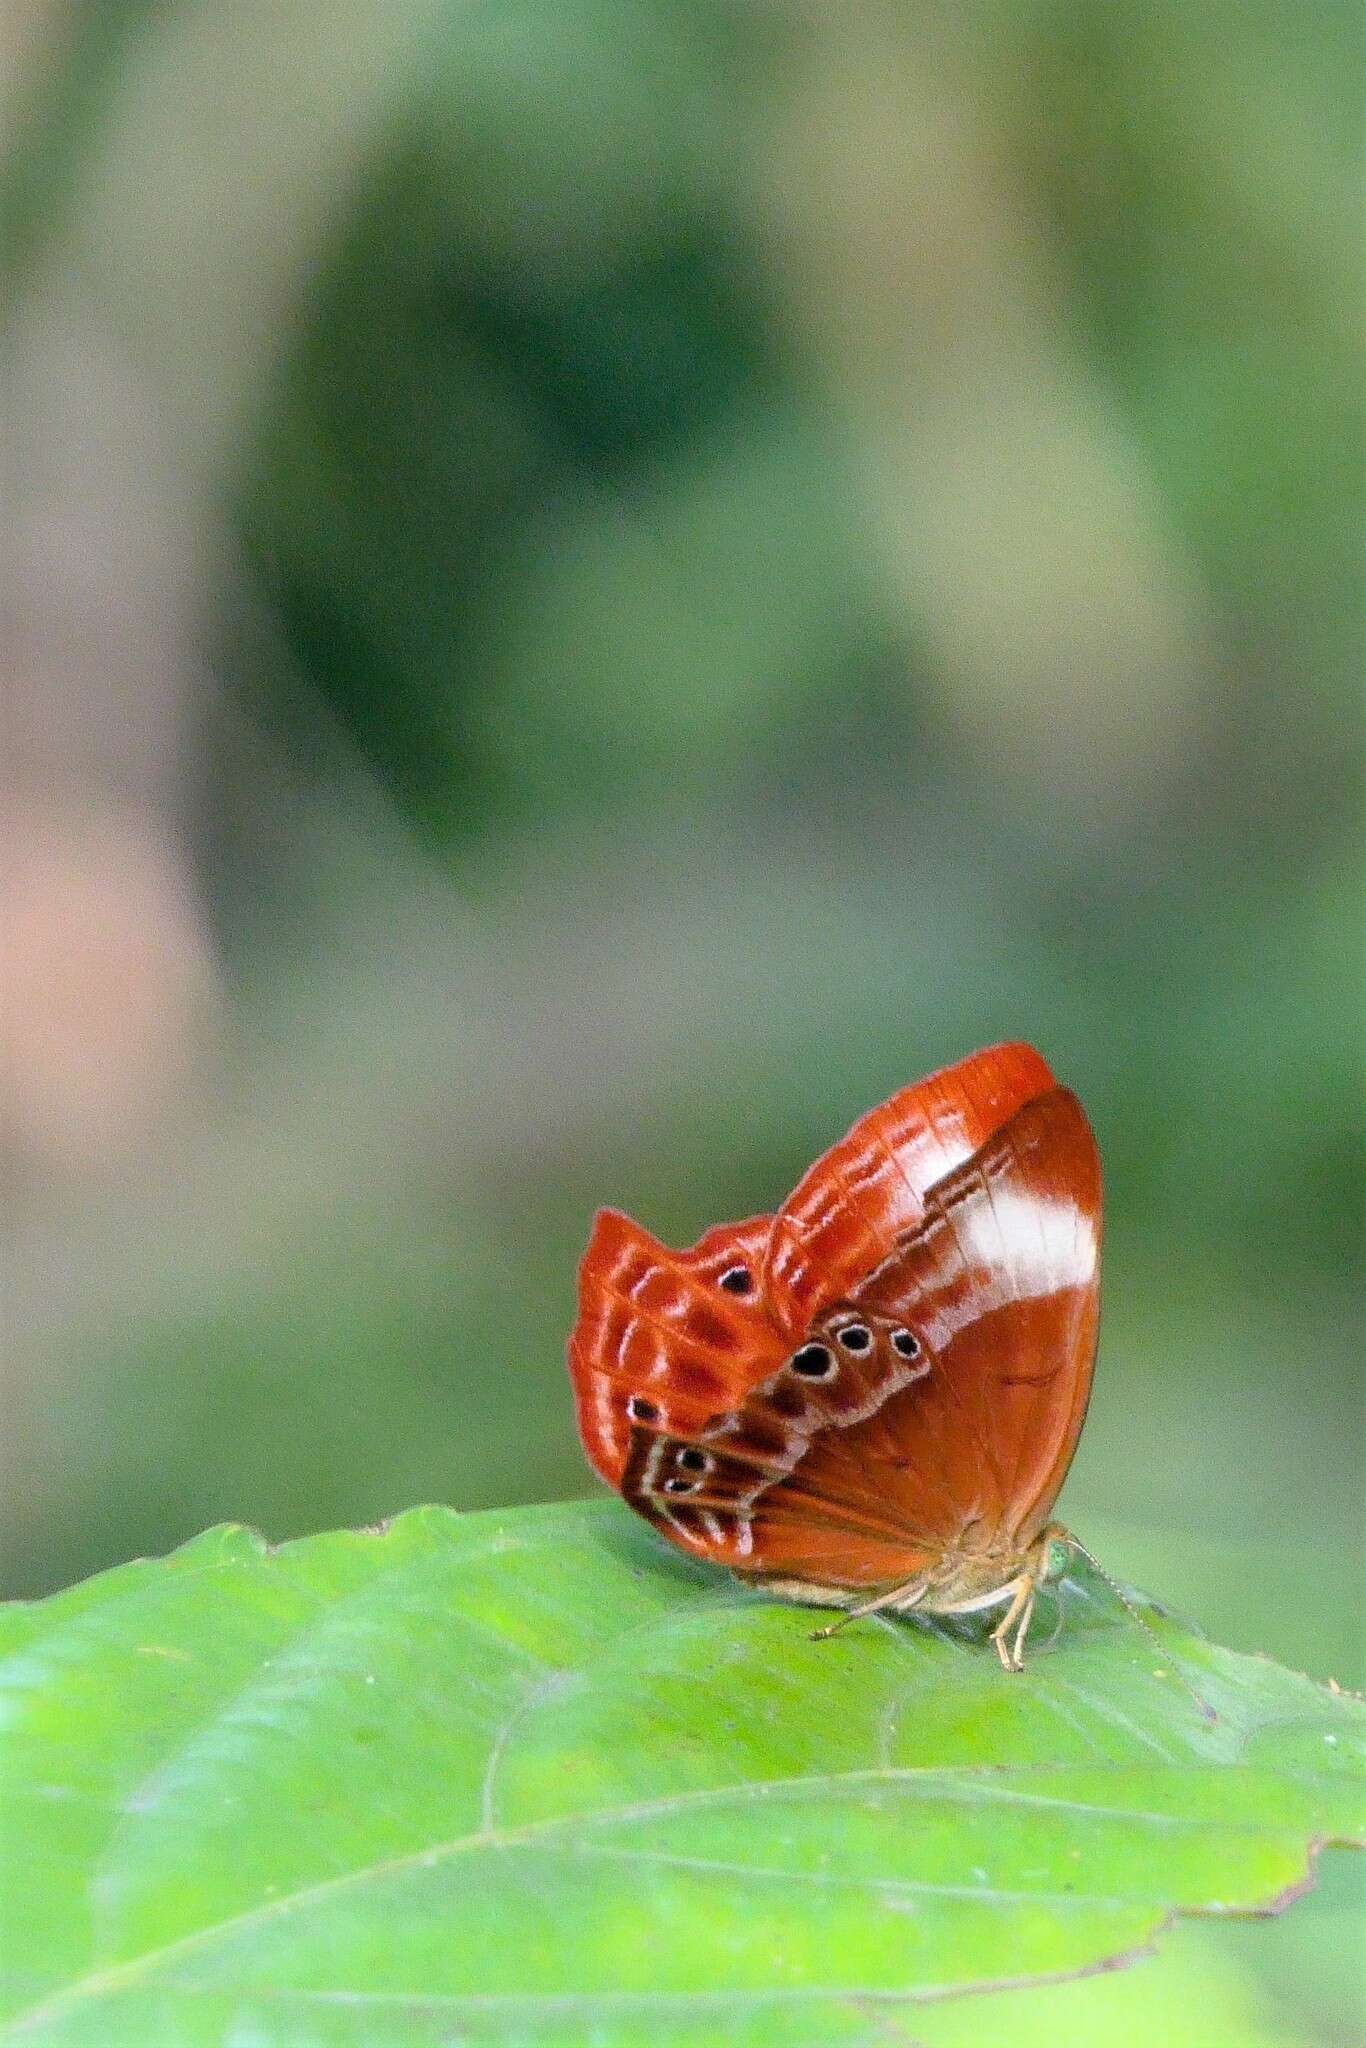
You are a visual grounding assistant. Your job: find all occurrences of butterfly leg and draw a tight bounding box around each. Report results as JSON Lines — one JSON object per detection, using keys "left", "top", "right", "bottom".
{"left": 810, "top": 1580, "right": 928, "bottom": 1642}
{"left": 992, "top": 1520, "right": 1078, "bottom": 1669}
{"left": 990, "top": 1575, "right": 1036, "bottom": 1672}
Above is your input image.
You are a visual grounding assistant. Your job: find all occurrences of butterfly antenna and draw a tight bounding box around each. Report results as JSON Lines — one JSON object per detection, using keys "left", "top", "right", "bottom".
{"left": 1063, "top": 1530, "right": 1217, "bottom": 1724}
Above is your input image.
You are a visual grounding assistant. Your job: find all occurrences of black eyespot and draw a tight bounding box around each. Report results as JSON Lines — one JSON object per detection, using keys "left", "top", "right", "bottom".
{"left": 677, "top": 1447, "right": 708, "bottom": 1473}
{"left": 836, "top": 1323, "right": 871, "bottom": 1353}
{"left": 718, "top": 1265, "right": 752, "bottom": 1295}
{"left": 626, "top": 1395, "right": 660, "bottom": 1423}
{"left": 790, "top": 1342, "right": 836, "bottom": 1380}
{"left": 663, "top": 1476, "right": 696, "bottom": 1495}
{"left": 891, "top": 1329, "right": 920, "bottom": 1360}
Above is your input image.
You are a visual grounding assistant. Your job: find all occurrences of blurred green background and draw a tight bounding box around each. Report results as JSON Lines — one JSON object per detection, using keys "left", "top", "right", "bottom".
{"left": 2, "top": 3, "right": 1361, "bottom": 2041}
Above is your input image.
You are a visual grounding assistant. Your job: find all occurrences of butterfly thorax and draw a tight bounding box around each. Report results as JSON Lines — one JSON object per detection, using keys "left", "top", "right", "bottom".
{"left": 919, "top": 1542, "right": 1039, "bottom": 1614}
{"left": 750, "top": 1546, "right": 1031, "bottom": 1620}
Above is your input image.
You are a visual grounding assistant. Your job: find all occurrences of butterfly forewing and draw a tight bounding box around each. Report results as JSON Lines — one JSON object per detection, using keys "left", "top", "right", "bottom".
{"left": 847, "top": 1086, "right": 1100, "bottom": 1554}
{"left": 762, "top": 1042, "right": 1055, "bottom": 1330}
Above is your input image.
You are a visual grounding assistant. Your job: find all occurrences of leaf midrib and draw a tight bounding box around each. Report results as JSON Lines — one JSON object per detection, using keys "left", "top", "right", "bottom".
{"left": 1, "top": 1760, "right": 1324, "bottom": 2039}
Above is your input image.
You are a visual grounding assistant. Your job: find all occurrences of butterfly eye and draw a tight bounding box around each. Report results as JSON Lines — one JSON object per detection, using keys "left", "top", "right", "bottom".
{"left": 677, "top": 1447, "right": 710, "bottom": 1473}
{"left": 718, "top": 1265, "right": 752, "bottom": 1295}
{"left": 790, "top": 1342, "right": 836, "bottom": 1381}
{"left": 836, "top": 1323, "right": 872, "bottom": 1353}
{"left": 890, "top": 1329, "right": 920, "bottom": 1360}
{"left": 626, "top": 1395, "right": 660, "bottom": 1423}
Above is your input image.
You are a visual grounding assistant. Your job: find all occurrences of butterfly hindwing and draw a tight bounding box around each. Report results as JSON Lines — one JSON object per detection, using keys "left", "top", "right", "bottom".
{"left": 568, "top": 1208, "right": 783, "bottom": 1490}
{"left": 618, "top": 1304, "right": 933, "bottom": 1570}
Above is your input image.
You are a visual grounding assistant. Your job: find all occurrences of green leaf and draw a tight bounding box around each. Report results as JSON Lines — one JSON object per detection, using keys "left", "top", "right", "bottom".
{"left": 2, "top": 1501, "right": 1361, "bottom": 2046}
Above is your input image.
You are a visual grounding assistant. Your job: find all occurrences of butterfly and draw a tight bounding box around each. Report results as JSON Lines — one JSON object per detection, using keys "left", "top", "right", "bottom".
{"left": 566, "top": 1043, "right": 1101, "bottom": 1669}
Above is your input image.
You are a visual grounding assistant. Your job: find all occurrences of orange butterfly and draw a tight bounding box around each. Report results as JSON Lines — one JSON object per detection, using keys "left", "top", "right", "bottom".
{"left": 567, "top": 1044, "right": 1100, "bottom": 1669}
